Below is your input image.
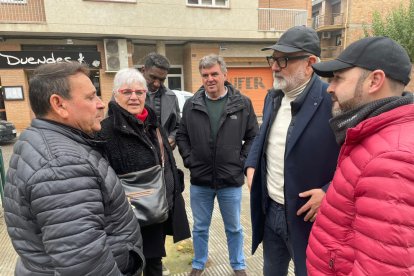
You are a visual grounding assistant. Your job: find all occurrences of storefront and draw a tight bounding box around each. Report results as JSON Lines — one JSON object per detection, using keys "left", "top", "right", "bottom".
{"left": 227, "top": 67, "right": 273, "bottom": 115}
{"left": 0, "top": 44, "right": 103, "bottom": 130}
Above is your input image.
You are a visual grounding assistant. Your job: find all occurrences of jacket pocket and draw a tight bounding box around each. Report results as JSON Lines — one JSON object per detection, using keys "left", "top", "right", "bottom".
{"left": 177, "top": 168, "right": 185, "bottom": 193}
{"left": 183, "top": 154, "right": 192, "bottom": 169}
{"left": 125, "top": 243, "right": 145, "bottom": 276}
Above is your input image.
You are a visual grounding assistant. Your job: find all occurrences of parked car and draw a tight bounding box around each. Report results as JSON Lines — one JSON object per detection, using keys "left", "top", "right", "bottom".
{"left": 172, "top": 90, "right": 193, "bottom": 117}
{"left": 0, "top": 120, "right": 17, "bottom": 142}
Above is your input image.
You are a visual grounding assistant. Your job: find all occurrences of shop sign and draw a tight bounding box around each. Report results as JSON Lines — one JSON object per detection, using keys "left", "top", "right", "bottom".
{"left": 0, "top": 51, "right": 101, "bottom": 69}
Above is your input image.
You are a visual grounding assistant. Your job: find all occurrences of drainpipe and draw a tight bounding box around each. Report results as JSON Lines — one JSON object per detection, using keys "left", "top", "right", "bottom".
{"left": 343, "top": 0, "right": 350, "bottom": 47}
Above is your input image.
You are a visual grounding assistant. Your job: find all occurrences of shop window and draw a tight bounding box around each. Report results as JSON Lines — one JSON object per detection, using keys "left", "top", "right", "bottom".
{"left": 187, "top": 0, "right": 228, "bottom": 8}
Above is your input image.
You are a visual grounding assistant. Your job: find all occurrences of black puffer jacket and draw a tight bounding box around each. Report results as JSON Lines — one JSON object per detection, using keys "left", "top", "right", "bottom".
{"left": 4, "top": 119, "right": 144, "bottom": 276}
{"left": 176, "top": 83, "right": 259, "bottom": 189}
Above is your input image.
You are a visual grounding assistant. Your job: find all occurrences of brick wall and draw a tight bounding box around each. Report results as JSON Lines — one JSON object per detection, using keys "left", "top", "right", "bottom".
{"left": 0, "top": 69, "right": 32, "bottom": 131}
{"left": 259, "top": 0, "right": 309, "bottom": 9}
{"left": 0, "top": 42, "right": 32, "bottom": 131}
{"left": 183, "top": 43, "right": 219, "bottom": 93}
{"left": 0, "top": 0, "right": 45, "bottom": 22}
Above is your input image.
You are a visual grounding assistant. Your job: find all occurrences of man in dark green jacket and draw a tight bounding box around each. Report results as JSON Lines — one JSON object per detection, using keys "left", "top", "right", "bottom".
{"left": 176, "top": 54, "right": 258, "bottom": 276}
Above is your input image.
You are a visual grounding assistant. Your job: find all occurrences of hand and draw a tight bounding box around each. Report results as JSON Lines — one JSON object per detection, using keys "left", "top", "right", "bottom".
{"left": 168, "top": 137, "right": 176, "bottom": 150}
{"left": 246, "top": 167, "right": 255, "bottom": 191}
{"left": 296, "top": 188, "right": 325, "bottom": 222}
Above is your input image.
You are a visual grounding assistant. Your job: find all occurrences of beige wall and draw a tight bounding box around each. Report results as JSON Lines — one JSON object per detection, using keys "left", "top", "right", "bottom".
{"left": 0, "top": 0, "right": 274, "bottom": 41}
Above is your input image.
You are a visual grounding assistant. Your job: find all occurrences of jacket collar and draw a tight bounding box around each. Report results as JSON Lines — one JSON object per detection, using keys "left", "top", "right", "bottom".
{"left": 284, "top": 74, "right": 328, "bottom": 157}
{"left": 268, "top": 74, "right": 318, "bottom": 116}
{"left": 107, "top": 101, "right": 158, "bottom": 135}
{"left": 31, "top": 118, "right": 103, "bottom": 147}
{"left": 346, "top": 103, "right": 414, "bottom": 145}
{"left": 190, "top": 81, "right": 245, "bottom": 113}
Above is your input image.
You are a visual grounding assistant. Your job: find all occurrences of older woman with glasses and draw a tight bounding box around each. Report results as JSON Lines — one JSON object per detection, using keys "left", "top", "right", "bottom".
{"left": 98, "top": 68, "right": 190, "bottom": 276}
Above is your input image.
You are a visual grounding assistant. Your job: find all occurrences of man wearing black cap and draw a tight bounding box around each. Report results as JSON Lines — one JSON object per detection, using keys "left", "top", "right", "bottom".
{"left": 244, "top": 26, "right": 340, "bottom": 276}
{"left": 307, "top": 36, "right": 414, "bottom": 275}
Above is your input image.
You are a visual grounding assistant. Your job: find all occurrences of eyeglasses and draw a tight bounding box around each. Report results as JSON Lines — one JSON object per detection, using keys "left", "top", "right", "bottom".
{"left": 118, "top": 89, "right": 147, "bottom": 98}
{"left": 266, "top": 55, "right": 311, "bottom": 68}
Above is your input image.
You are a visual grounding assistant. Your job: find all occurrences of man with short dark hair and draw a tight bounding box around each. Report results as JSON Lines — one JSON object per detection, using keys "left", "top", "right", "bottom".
{"left": 142, "top": 52, "right": 181, "bottom": 149}
{"left": 4, "top": 62, "right": 144, "bottom": 275}
{"left": 307, "top": 36, "right": 414, "bottom": 275}
{"left": 245, "top": 26, "right": 340, "bottom": 276}
{"left": 177, "top": 54, "right": 258, "bottom": 276}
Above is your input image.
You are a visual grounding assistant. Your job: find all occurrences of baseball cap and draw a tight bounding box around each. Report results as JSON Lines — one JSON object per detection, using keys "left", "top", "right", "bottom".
{"left": 262, "top": 26, "right": 321, "bottom": 57}
{"left": 312, "top": 36, "right": 412, "bottom": 85}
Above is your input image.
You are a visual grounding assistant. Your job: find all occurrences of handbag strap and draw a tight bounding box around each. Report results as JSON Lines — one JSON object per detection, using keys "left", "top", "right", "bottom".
{"left": 155, "top": 128, "right": 165, "bottom": 167}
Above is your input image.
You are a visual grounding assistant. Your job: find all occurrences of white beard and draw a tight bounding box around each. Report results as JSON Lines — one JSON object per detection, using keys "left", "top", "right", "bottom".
{"left": 273, "top": 66, "right": 307, "bottom": 92}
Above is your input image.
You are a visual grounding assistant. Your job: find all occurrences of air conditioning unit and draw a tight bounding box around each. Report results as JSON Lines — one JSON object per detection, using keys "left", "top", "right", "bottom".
{"left": 104, "top": 39, "right": 128, "bottom": 72}
{"left": 321, "top": 32, "right": 331, "bottom": 39}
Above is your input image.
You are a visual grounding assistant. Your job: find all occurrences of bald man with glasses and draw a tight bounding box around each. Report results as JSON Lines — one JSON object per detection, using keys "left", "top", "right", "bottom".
{"left": 244, "top": 26, "right": 340, "bottom": 276}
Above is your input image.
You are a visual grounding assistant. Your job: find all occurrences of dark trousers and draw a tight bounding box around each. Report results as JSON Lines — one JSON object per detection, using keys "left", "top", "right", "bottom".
{"left": 263, "top": 200, "right": 295, "bottom": 276}
{"left": 143, "top": 257, "right": 162, "bottom": 276}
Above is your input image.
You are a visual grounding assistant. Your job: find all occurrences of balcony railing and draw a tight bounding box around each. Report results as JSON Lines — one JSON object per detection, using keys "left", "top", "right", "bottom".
{"left": 0, "top": 0, "right": 46, "bottom": 23}
{"left": 312, "top": 13, "right": 344, "bottom": 30}
{"left": 258, "top": 8, "right": 308, "bottom": 32}
{"left": 321, "top": 45, "right": 343, "bottom": 59}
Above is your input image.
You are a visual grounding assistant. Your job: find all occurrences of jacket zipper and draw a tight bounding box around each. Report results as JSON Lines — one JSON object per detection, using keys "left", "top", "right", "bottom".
{"left": 329, "top": 251, "right": 336, "bottom": 272}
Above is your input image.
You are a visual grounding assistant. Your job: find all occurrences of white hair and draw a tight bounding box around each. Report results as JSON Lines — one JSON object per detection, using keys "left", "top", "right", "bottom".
{"left": 112, "top": 68, "right": 147, "bottom": 94}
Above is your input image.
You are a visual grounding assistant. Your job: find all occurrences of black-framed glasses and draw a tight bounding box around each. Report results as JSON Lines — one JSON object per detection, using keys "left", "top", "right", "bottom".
{"left": 266, "top": 55, "right": 311, "bottom": 68}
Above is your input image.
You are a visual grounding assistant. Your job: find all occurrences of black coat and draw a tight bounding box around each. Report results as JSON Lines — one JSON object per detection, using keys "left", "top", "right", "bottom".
{"left": 99, "top": 102, "right": 190, "bottom": 258}
{"left": 245, "top": 75, "right": 340, "bottom": 275}
{"left": 176, "top": 83, "right": 259, "bottom": 189}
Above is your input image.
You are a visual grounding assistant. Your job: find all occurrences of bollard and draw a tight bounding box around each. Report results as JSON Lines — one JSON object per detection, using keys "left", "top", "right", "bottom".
{"left": 0, "top": 147, "right": 4, "bottom": 205}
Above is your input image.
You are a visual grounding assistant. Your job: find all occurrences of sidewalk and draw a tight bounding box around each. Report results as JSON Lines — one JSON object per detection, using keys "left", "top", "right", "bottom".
{"left": 171, "top": 151, "right": 294, "bottom": 275}
{"left": 0, "top": 147, "right": 295, "bottom": 275}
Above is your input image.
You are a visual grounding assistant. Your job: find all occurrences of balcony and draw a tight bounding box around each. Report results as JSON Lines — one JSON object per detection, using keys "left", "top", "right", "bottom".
{"left": 0, "top": 0, "right": 46, "bottom": 23}
{"left": 321, "top": 45, "right": 343, "bottom": 59}
{"left": 312, "top": 13, "right": 344, "bottom": 31}
{"left": 258, "top": 8, "right": 308, "bottom": 32}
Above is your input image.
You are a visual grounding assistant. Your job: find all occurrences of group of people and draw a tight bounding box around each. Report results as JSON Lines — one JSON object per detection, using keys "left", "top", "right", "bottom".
{"left": 3, "top": 24, "right": 414, "bottom": 276}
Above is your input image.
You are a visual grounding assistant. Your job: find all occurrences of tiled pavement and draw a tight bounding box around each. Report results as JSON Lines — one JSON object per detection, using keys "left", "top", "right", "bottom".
{"left": 172, "top": 170, "right": 294, "bottom": 276}
{"left": 0, "top": 144, "right": 294, "bottom": 275}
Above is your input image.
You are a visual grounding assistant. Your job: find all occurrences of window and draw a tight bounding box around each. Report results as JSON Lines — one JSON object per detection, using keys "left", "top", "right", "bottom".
{"left": 187, "top": 0, "right": 228, "bottom": 8}
{"left": 167, "top": 66, "right": 184, "bottom": 90}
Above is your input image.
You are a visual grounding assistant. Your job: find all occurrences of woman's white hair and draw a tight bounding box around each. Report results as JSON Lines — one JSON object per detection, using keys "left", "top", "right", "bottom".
{"left": 112, "top": 68, "right": 147, "bottom": 94}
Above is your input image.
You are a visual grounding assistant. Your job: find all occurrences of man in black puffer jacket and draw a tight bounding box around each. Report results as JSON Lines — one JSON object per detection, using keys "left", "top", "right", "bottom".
{"left": 3, "top": 62, "right": 144, "bottom": 276}
{"left": 176, "top": 54, "right": 258, "bottom": 276}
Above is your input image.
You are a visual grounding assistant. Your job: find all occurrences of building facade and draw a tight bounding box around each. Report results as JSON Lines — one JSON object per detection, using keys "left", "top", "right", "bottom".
{"left": 312, "top": 0, "right": 414, "bottom": 89}
{"left": 0, "top": 0, "right": 311, "bottom": 131}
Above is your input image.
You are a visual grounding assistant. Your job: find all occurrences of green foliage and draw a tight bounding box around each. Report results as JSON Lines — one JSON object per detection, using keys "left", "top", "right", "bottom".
{"left": 365, "top": 0, "right": 414, "bottom": 61}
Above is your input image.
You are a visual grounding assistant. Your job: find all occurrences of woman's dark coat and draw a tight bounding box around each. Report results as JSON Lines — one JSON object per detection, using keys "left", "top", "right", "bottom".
{"left": 99, "top": 102, "right": 190, "bottom": 258}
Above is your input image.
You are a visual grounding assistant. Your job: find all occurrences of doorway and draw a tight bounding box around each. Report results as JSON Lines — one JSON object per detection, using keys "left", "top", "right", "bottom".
{"left": 0, "top": 77, "right": 7, "bottom": 120}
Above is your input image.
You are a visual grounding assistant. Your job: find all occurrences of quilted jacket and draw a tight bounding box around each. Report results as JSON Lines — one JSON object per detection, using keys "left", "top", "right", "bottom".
{"left": 3, "top": 119, "right": 144, "bottom": 276}
{"left": 307, "top": 104, "right": 414, "bottom": 275}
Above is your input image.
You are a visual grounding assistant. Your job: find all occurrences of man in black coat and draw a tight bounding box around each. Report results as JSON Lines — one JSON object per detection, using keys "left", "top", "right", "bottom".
{"left": 177, "top": 54, "right": 258, "bottom": 276}
{"left": 244, "top": 26, "right": 340, "bottom": 276}
{"left": 142, "top": 52, "right": 181, "bottom": 150}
